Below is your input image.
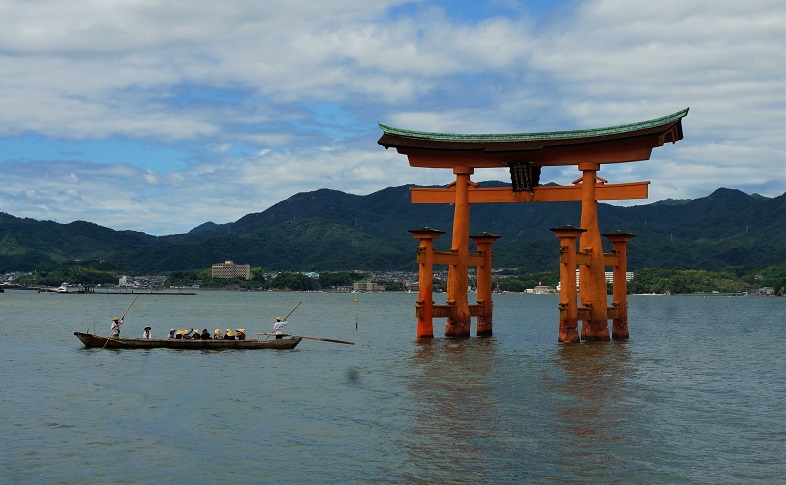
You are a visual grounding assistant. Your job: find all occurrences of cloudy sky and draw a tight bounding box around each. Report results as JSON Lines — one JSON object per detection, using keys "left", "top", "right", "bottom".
{"left": 0, "top": 0, "right": 783, "bottom": 235}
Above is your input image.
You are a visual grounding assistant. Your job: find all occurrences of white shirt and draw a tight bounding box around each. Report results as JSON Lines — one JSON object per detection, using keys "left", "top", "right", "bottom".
{"left": 110, "top": 319, "right": 123, "bottom": 336}
{"left": 273, "top": 320, "right": 288, "bottom": 335}
{"left": 143, "top": 329, "right": 151, "bottom": 339}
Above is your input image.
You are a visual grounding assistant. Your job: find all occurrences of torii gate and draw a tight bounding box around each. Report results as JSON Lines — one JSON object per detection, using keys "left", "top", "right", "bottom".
{"left": 378, "top": 108, "right": 688, "bottom": 342}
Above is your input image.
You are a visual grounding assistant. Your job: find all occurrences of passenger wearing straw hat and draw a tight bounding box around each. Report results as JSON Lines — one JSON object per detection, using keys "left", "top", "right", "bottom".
{"left": 110, "top": 317, "right": 123, "bottom": 338}
{"left": 142, "top": 326, "right": 151, "bottom": 339}
{"left": 224, "top": 329, "right": 236, "bottom": 340}
{"left": 213, "top": 329, "right": 223, "bottom": 339}
{"left": 236, "top": 329, "right": 246, "bottom": 340}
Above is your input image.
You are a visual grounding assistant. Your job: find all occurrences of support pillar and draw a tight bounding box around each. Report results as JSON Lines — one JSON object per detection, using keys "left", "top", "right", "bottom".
{"left": 551, "top": 226, "right": 586, "bottom": 343}
{"left": 409, "top": 228, "right": 444, "bottom": 339}
{"left": 603, "top": 231, "right": 635, "bottom": 340}
{"left": 577, "top": 162, "right": 610, "bottom": 341}
{"left": 471, "top": 232, "right": 501, "bottom": 336}
{"left": 445, "top": 167, "right": 473, "bottom": 337}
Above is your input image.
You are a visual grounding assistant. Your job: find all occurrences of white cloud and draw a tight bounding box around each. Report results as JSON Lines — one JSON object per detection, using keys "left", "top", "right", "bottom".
{"left": 0, "top": 0, "right": 783, "bottom": 235}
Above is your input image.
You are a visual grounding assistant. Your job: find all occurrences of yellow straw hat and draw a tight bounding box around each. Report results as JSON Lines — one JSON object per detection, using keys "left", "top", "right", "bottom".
{"left": 226, "top": 330, "right": 235, "bottom": 337}
{"left": 214, "top": 329, "right": 222, "bottom": 335}
{"left": 236, "top": 329, "right": 245, "bottom": 334}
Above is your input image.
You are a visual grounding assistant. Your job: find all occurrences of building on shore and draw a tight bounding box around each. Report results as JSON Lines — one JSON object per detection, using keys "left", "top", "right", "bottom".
{"left": 212, "top": 260, "right": 251, "bottom": 280}
{"left": 353, "top": 281, "right": 386, "bottom": 292}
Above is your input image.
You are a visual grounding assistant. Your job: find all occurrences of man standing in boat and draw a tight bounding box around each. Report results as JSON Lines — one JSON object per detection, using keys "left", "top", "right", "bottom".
{"left": 273, "top": 317, "right": 288, "bottom": 339}
{"left": 142, "top": 326, "right": 151, "bottom": 339}
{"left": 110, "top": 317, "right": 123, "bottom": 338}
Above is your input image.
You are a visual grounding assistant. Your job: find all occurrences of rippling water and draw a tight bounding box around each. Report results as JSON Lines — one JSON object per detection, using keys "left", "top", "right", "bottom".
{"left": 1, "top": 290, "right": 784, "bottom": 483}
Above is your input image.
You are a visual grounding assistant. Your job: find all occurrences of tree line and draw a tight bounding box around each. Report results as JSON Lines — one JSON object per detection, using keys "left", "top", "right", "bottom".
{"left": 10, "top": 261, "right": 785, "bottom": 296}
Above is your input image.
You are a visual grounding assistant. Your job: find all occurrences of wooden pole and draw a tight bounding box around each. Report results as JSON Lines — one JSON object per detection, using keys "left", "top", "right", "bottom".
{"left": 256, "top": 332, "right": 355, "bottom": 345}
{"left": 121, "top": 294, "right": 140, "bottom": 320}
{"left": 284, "top": 301, "right": 302, "bottom": 320}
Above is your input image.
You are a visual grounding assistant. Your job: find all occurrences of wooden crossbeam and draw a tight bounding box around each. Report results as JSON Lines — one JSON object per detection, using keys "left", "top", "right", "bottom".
{"left": 410, "top": 181, "right": 649, "bottom": 204}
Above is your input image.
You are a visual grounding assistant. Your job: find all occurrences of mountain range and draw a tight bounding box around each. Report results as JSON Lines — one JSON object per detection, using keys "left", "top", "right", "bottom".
{"left": 1, "top": 183, "right": 784, "bottom": 274}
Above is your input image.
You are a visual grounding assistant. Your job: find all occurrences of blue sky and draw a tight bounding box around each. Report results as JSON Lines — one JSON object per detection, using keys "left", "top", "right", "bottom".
{"left": 0, "top": 0, "right": 783, "bottom": 235}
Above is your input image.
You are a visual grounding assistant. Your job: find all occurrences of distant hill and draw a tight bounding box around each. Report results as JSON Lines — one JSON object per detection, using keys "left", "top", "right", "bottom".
{"left": 1, "top": 185, "right": 784, "bottom": 273}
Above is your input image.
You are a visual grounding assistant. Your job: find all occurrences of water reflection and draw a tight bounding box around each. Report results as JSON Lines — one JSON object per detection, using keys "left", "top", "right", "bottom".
{"left": 548, "top": 341, "right": 638, "bottom": 479}
{"left": 403, "top": 338, "right": 502, "bottom": 483}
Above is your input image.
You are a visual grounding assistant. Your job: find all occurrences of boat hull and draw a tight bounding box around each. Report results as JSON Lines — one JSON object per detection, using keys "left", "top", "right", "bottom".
{"left": 74, "top": 332, "right": 301, "bottom": 350}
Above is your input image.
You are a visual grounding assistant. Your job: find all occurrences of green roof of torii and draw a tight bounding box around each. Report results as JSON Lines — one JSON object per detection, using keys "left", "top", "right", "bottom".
{"left": 379, "top": 108, "right": 688, "bottom": 144}
{"left": 378, "top": 108, "right": 689, "bottom": 167}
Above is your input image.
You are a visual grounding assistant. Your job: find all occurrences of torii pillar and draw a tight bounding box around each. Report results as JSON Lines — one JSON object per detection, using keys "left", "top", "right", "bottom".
{"left": 472, "top": 232, "right": 502, "bottom": 336}
{"left": 577, "top": 163, "right": 610, "bottom": 341}
{"left": 550, "top": 225, "right": 586, "bottom": 343}
{"left": 409, "top": 227, "right": 444, "bottom": 339}
{"left": 445, "top": 167, "right": 473, "bottom": 337}
{"left": 604, "top": 231, "right": 636, "bottom": 340}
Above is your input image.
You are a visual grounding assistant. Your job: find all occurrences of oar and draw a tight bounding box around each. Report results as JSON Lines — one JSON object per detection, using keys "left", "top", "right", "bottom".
{"left": 256, "top": 332, "right": 355, "bottom": 345}
{"left": 283, "top": 301, "right": 302, "bottom": 320}
{"left": 121, "top": 294, "right": 140, "bottom": 320}
{"left": 103, "top": 295, "right": 140, "bottom": 348}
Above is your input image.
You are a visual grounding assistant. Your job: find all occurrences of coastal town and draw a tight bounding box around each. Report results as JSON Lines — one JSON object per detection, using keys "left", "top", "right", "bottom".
{"left": 2, "top": 260, "right": 780, "bottom": 296}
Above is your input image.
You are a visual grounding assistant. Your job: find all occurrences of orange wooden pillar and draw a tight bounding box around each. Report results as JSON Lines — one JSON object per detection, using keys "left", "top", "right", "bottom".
{"left": 409, "top": 227, "right": 444, "bottom": 339}
{"left": 603, "top": 231, "right": 635, "bottom": 340}
{"left": 446, "top": 167, "right": 473, "bottom": 337}
{"left": 472, "top": 232, "right": 500, "bottom": 336}
{"left": 551, "top": 226, "right": 586, "bottom": 343}
{"left": 578, "top": 162, "right": 610, "bottom": 341}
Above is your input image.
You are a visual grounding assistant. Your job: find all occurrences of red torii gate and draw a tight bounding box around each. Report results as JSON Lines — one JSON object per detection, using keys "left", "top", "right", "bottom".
{"left": 378, "top": 108, "right": 688, "bottom": 342}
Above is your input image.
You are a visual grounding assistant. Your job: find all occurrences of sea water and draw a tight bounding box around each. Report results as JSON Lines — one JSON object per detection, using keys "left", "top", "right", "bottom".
{"left": 1, "top": 290, "right": 784, "bottom": 484}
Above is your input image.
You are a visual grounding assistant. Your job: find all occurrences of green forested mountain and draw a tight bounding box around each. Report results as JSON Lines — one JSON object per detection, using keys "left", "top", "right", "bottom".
{"left": 1, "top": 185, "right": 784, "bottom": 274}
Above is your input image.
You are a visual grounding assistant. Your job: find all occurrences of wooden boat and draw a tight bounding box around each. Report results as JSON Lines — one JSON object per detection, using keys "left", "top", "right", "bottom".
{"left": 74, "top": 332, "right": 301, "bottom": 350}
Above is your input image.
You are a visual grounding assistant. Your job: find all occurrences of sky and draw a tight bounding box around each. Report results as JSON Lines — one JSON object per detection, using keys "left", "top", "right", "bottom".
{"left": 0, "top": 0, "right": 783, "bottom": 236}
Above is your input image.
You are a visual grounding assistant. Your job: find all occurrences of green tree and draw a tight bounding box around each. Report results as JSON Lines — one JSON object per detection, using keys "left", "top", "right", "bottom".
{"left": 265, "top": 272, "right": 315, "bottom": 291}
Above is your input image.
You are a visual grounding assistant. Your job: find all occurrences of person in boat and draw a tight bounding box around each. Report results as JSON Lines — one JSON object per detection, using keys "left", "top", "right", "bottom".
{"left": 110, "top": 317, "right": 123, "bottom": 338}
{"left": 224, "top": 329, "right": 236, "bottom": 340}
{"left": 213, "top": 329, "right": 223, "bottom": 339}
{"left": 175, "top": 330, "right": 184, "bottom": 339}
{"left": 200, "top": 329, "right": 211, "bottom": 339}
{"left": 168, "top": 328, "right": 176, "bottom": 339}
{"left": 187, "top": 328, "right": 199, "bottom": 339}
{"left": 273, "top": 317, "right": 288, "bottom": 339}
{"left": 143, "top": 326, "right": 151, "bottom": 339}
{"left": 236, "top": 329, "right": 246, "bottom": 340}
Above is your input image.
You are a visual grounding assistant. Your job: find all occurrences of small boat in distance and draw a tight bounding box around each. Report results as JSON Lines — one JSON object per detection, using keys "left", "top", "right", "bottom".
{"left": 39, "top": 282, "right": 88, "bottom": 293}
{"left": 56, "top": 282, "right": 84, "bottom": 293}
{"left": 74, "top": 332, "right": 301, "bottom": 350}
